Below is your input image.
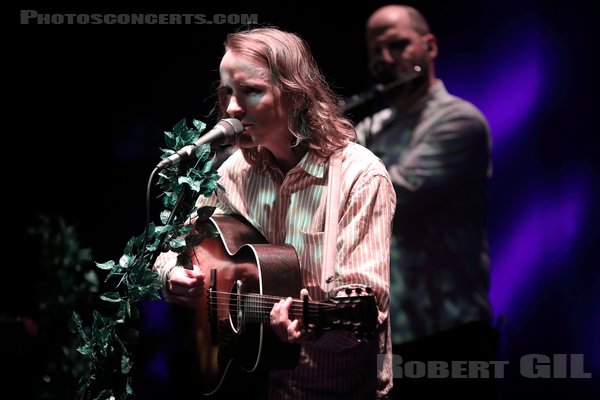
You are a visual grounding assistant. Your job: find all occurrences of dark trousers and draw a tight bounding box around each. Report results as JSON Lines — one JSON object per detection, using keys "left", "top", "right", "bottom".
{"left": 391, "top": 321, "right": 500, "bottom": 400}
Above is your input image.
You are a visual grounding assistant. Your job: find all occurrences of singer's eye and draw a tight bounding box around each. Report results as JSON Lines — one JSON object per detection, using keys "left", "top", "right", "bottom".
{"left": 243, "top": 86, "right": 262, "bottom": 95}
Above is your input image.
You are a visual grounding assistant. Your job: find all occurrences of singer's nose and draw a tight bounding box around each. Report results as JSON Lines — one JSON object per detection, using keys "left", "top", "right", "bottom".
{"left": 226, "top": 95, "right": 244, "bottom": 119}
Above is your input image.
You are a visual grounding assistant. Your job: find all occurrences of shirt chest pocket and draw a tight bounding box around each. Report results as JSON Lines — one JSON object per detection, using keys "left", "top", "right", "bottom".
{"left": 298, "top": 229, "right": 325, "bottom": 300}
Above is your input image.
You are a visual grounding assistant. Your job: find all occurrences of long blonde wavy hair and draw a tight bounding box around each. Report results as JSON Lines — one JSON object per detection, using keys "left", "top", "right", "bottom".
{"left": 217, "top": 27, "right": 356, "bottom": 166}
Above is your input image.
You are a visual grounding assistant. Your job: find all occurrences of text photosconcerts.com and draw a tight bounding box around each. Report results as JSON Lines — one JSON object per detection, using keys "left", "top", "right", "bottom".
{"left": 20, "top": 10, "right": 259, "bottom": 25}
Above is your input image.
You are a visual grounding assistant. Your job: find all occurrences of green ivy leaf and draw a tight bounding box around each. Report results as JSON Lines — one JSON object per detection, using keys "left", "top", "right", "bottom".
{"left": 100, "top": 292, "right": 122, "bottom": 303}
{"left": 96, "top": 260, "right": 115, "bottom": 270}
{"left": 192, "top": 119, "right": 207, "bottom": 132}
{"left": 169, "top": 236, "right": 187, "bottom": 250}
{"left": 69, "top": 311, "right": 85, "bottom": 335}
{"left": 94, "top": 389, "right": 114, "bottom": 400}
{"left": 76, "top": 342, "right": 92, "bottom": 357}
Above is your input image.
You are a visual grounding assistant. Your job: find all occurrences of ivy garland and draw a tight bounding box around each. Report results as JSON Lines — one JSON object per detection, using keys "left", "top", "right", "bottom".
{"left": 27, "top": 215, "right": 99, "bottom": 400}
{"left": 69, "top": 118, "right": 221, "bottom": 400}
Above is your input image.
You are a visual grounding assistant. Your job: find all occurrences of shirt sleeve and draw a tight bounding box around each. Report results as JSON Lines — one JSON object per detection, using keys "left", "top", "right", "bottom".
{"left": 336, "top": 164, "right": 396, "bottom": 328}
{"left": 388, "top": 106, "right": 491, "bottom": 215}
{"left": 316, "top": 163, "right": 395, "bottom": 351}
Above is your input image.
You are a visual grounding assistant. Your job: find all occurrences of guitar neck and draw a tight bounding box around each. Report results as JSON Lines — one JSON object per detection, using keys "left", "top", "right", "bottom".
{"left": 242, "top": 293, "right": 331, "bottom": 323}
{"left": 209, "top": 284, "right": 376, "bottom": 337}
{"left": 228, "top": 291, "right": 376, "bottom": 338}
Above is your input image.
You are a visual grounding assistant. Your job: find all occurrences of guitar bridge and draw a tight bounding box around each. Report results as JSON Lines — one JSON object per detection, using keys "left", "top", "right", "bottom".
{"left": 208, "top": 268, "right": 218, "bottom": 343}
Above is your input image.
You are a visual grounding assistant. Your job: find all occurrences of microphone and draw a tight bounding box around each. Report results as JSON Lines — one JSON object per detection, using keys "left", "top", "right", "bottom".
{"left": 339, "top": 66, "right": 422, "bottom": 113}
{"left": 156, "top": 118, "right": 243, "bottom": 170}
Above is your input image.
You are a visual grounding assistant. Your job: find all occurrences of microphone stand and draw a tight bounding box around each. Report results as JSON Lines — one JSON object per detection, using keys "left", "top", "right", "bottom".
{"left": 140, "top": 166, "right": 189, "bottom": 270}
{"left": 339, "top": 66, "right": 422, "bottom": 114}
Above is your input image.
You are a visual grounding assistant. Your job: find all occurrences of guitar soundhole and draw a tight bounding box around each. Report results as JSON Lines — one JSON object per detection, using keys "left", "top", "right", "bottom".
{"left": 228, "top": 280, "right": 244, "bottom": 334}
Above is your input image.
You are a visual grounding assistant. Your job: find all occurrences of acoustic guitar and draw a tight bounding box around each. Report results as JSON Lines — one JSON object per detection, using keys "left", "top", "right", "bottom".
{"left": 189, "top": 214, "right": 377, "bottom": 396}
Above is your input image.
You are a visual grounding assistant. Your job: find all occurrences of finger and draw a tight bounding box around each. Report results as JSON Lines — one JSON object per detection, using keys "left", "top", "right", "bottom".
{"left": 173, "top": 273, "right": 205, "bottom": 288}
{"left": 184, "top": 265, "right": 205, "bottom": 279}
{"left": 169, "top": 267, "right": 191, "bottom": 284}
{"left": 279, "top": 297, "right": 293, "bottom": 320}
{"left": 270, "top": 301, "right": 282, "bottom": 323}
{"left": 287, "top": 319, "right": 301, "bottom": 343}
{"left": 300, "top": 288, "right": 309, "bottom": 299}
{"left": 170, "top": 274, "right": 205, "bottom": 290}
{"left": 270, "top": 305, "right": 288, "bottom": 342}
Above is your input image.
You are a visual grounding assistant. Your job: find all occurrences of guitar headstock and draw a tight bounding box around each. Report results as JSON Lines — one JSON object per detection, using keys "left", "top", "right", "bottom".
{"left": 304, "top": 287, "right": 377, "bottom": 339}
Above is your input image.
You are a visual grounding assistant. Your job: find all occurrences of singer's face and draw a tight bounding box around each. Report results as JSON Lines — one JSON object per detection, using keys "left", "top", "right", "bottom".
{"left": 219, "top": 50, "right": 293, "bottom": 153}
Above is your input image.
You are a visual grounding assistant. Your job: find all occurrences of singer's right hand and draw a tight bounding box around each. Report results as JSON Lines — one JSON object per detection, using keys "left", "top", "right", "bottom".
{"left": 166, "top": 265, "right": 205, "bottom": 307}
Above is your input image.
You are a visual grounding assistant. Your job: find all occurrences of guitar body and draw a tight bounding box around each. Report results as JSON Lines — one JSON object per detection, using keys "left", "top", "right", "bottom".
{"left": 190, "top": 214, "right": 302, "bottom": 396}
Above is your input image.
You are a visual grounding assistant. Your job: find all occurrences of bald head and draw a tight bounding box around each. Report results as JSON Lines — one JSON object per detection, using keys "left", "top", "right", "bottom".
{"left": 367, "top": 5, "right": 430, "bottom": 36}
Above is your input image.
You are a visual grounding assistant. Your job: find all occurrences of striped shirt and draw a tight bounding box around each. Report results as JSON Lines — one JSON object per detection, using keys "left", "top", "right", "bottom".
{"left": 155, "top": 141, "right": 395, "bottom": 399}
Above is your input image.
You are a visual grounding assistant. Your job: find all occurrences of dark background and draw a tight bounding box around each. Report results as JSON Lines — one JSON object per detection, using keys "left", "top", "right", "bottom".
{"left": 6, "top": 0, "right": 599, "bottom": 398}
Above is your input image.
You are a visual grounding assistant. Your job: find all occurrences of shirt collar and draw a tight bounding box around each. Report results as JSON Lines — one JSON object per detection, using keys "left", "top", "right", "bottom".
{"left": 263, "top": 149, "right": 327, "bottom": 179}
{"left": 297, "top": 151, "right": 327, "bottom": 179}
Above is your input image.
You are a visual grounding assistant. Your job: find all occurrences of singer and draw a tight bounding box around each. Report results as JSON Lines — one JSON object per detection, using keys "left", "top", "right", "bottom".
{"left": 354, "top": 5, "right": 498, "bottom": 400}
{"left": 152, "top": 27, "right": 395, "bottom": 399}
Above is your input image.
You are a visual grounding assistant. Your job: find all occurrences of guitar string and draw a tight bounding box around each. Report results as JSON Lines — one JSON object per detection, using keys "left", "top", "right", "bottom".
{"left": 205, "top": 293, "right": 370, "bottom": 332}
{"left": 206, "top": 303, "right": 364, "bottom": 327}
{"left": 208, "top": 290, "right": 365, "bottom": 302}
{"left": 207, "top": 292, "right": 364, "bottom": 318}
{"left": 208, "top": 296, "right": 340, "bottom": 312}
{"left": 208, "top": 291, "right": 353, "bottom": 310}
{"left": 208, "top": 302, "right": 333, "bottom": 314}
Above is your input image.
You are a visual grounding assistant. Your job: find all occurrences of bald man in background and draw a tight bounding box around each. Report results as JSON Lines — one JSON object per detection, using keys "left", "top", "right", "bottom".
{"left": 355, "top": 5, "right": 499, "bottom": 399}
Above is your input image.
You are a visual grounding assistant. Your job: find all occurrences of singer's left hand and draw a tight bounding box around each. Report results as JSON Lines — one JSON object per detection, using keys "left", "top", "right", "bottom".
{"left": 270, "top": 288, "right": 310, "bottom": 343}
